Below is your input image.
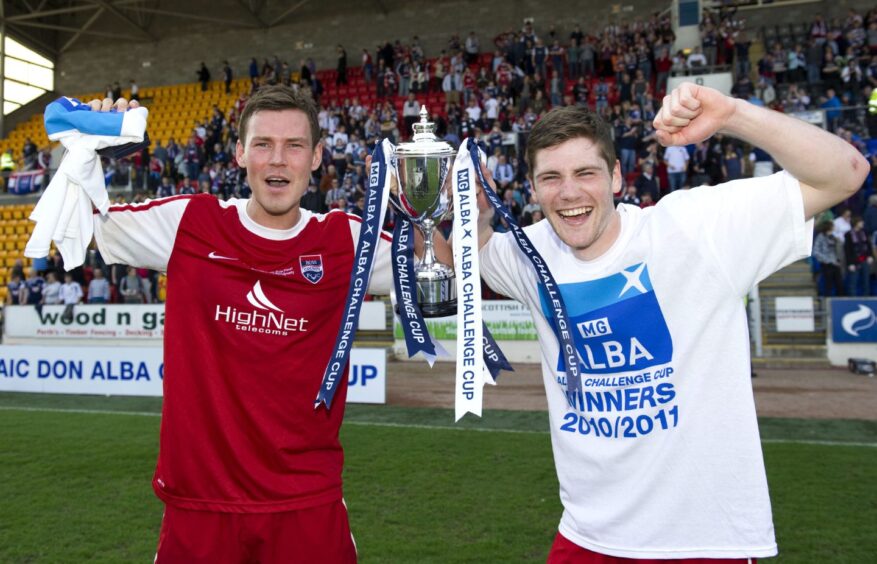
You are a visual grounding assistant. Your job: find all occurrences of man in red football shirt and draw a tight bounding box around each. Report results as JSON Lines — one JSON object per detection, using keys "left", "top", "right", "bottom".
{"left": 88, "top": 85, "right": 392, "bottom": 563}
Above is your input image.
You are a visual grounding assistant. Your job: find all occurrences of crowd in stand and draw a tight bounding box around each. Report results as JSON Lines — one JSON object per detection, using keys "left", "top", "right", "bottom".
{"left": 4, "top": 7, "right": 877, "bottom": 302}
{"left": 5, "top": 249, "right": 165, "bottom": 315}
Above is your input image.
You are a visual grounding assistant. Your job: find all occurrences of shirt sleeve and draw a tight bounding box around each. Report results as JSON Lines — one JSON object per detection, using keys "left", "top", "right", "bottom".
{"left": 662, "top": 171, "right": 814, "bottom": 297}
{"left": 93, "top": 196, "right": 192, "bottom": 272}
{"left": 347, "top": 215, "right": 394, "bottom": 295}
{"left": 479, "top": 230, "right": 533, "bottom": 303}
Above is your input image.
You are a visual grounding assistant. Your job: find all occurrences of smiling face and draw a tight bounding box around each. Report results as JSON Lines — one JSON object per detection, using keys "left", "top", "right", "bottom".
{"left": 531, "top": 136, "right": 622, "bottom": 261}
{"left": 236, "top": 109, "right": 322, "bottom": 229}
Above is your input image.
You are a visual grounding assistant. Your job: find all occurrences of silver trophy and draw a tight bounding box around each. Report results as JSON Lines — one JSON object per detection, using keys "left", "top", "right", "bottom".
{"left": 391, "top": 106, "right": 457, "bottom": 318}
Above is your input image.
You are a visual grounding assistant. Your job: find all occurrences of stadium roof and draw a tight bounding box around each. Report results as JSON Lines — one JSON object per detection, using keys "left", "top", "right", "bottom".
{"left": 0, "top": 0, "right": 407, "bottom": 60}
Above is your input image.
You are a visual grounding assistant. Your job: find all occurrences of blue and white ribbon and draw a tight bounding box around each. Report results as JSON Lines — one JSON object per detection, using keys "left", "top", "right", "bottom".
{"left": 316, "top": 139, "right": 392, "bottom": 410}
{"left": 392, "top": 215, "right": 446, "bottom": 364}
{"left": 450, "top": 141, "right": 488, "bottom": 421}
{"left": 482, "top": 321, "right": 513, "bottom": 382}
{"left": 467, "top": 140, "right": 581, "bottom": 404}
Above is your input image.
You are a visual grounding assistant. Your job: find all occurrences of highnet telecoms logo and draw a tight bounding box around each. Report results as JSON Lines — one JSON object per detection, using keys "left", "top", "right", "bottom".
{"left": 214, "top": 281, "right": 309, "bottom": 336}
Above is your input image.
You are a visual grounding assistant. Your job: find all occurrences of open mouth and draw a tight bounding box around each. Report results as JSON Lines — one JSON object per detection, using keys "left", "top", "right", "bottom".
{"left": 265, "top": 176, "right": 290, "bottom": 188}
{"left": 557, "top": 206, "right": 594, "bottom": 219}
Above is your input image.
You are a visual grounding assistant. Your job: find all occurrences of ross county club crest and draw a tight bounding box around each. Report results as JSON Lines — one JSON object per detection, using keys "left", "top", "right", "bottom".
{"left": 299, "top": 254, "right": 324, "bottom": 284}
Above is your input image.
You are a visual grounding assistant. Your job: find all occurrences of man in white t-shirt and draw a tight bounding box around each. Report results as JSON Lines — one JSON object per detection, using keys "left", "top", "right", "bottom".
{"left": 474, "top": 83, "right": 868, "bottom": 562}
{"left": 483, "top": 94, "right": 499, "bottom": 130}
{"left": 663, "top": 144, "right": 689, "bottom": 191}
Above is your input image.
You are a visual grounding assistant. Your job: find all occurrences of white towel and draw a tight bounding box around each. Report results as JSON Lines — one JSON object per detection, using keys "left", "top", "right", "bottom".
{"left": 25, "top": 97, "right": 148, "bottom": 269}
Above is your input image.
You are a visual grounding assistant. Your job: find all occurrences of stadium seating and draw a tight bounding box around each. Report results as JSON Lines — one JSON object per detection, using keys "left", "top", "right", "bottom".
{"left": 0, "top": 202, "right": 37, "bottom": 300}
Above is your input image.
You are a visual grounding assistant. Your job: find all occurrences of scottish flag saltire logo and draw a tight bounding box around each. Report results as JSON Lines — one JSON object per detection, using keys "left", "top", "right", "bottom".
{"left": 299, "top": 255, "right": 324, "bottom": 284}
{"left": 540, "top": 262, "right": 673, "bottom": 375}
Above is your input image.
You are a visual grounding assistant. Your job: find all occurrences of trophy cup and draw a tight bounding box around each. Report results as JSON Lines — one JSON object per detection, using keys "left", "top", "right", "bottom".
{"left": 390, "top": 106, "right": 457, "bottom": 317}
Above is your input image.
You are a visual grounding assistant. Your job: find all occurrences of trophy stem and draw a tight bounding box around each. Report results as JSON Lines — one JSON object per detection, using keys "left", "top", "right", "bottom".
{"left": 419, "top": 218, "right": 438, "bottom": 269}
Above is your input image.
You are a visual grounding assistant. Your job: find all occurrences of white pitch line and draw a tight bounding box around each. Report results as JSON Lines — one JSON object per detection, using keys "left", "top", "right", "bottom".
{"left": 0, "top": 405, "right": 160, "bottom": 417}
{"left": 2, "top": 405, "right": 876, "bottom": 448}
{"left": 343, "top": 420, "right": 545, "bottom": 435}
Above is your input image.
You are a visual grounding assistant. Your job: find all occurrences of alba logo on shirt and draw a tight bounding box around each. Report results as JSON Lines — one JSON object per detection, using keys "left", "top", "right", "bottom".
{"left": 214, "top": 280, "right": 309, "bottom": 337}
{"left": 541, "top": 262, "right": 673, "bottom": 375}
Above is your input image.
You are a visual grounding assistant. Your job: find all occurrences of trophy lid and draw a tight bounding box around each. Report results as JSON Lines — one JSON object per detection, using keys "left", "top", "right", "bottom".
{"left": 395, "top": 105, "right": 456, "bottom": 157}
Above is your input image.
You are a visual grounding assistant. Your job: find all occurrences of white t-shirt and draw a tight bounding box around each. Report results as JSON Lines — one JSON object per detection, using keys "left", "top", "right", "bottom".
{"left": 60, "top": 282, "right": 83, "bottom": 305}
{"left": 43, "top": 281, "right": 62, "bottom": 304}
{"left": 663, "top": 145, "right": 690, "bottom": 174}
{"left": 480, "top": 172, "right": 812, "bottom": 559}
{"left": 484, "top": 98, "right": 500, "bottom": 120}
{"left": 465, "top": 105, "right": 482, "bottom": 122}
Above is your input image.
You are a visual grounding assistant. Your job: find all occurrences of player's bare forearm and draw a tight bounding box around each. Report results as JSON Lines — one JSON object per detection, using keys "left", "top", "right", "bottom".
{"left": 477, "top": 214, "right": 494, "bottom": 250}
{"left": 720, "top": 99, "right": 868, "bottom": 219}
{"left": 654, "top": 83, "right": 869, "bottom": 220}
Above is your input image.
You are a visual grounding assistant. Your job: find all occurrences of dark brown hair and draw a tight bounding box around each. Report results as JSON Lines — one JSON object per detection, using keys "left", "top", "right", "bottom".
{"left": 238, "top": 84, "right": 320, "bottom": 148}
{"left": 526, "top": 106, "right": 616, "bottom": 174}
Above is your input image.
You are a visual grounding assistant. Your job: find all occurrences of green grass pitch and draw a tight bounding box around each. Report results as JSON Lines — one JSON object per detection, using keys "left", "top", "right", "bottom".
{"left": 0, "top": 393, "right": 875, "bottom": 563}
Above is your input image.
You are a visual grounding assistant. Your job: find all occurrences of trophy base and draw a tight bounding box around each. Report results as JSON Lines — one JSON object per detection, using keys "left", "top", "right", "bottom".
{"left": 419, "top": 298, "right": 458, "bottom": 318}
{"left": 394, "top": 298, "right": 458, "bottom": 319}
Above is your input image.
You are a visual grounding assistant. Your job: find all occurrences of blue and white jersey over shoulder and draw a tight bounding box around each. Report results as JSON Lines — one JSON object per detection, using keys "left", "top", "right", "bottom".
{"left": 480, "top": 172, "right": 813, "bottom": 559}
{"left": 44, "top": 97, "right": 148, "bottom": 142}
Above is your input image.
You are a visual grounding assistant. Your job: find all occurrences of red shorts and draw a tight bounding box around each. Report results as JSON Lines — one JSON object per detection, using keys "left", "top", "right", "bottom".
{"left": 547, "top": 532, "right": 757, "bottom": 564}
{"left": 155, "top": 500, "right": 357, "bottom": 564}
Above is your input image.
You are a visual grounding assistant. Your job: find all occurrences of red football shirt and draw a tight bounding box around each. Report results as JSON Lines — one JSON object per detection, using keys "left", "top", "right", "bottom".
{"left": 95, "top": 194, "right": 392, "bottom": 512}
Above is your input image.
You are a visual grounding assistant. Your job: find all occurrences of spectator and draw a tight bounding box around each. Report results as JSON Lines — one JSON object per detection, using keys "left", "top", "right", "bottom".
{"left": 88, "top": 268, "right": 111, "bottom": 304}
{"left": 249, "top": 57, "right": 259, "bottom": 87}
{"left": 5, "top": 272, "right": 23, "bottom": 305}
{"left": 197, "top": 62, "right": 211, "bottom": 92}
{"left": 864, "top": 194, "right": 877, "bottom": 237}
{"left": 60, "top": 271, "right": 83, "bottom": 323}
{"left": 465, "top": 32, "right": 480, "bottom": 65}
{"left": 634, "top": 161, "right": 660, "bottom": 202}
{"left": 532, "top": 38, "right": 549, "bottom": 77}
{"left": 42, "top": 271, "right": 62, "bottom": 305}
{"left": 844, "top": 216, "right": 874, "bottom": 295}
{"left": 664, "top": 145, "right": 689, "bottom": 192}
{"left": 402, "top": 93, "right": 421, "bottom": 137}
{"left": 834, "top": 206, "right": 853, "bottom": 240}
{"left": 336, "top": 45, "right": 348, "bottom": 86}
{"left": 222, "top": 61, "right": 233, "bottom": 94}
{"left": 616, "top": 116, "right": 638, "bottom": 176}
{"left": 620, "top": 184, "right": 641, "bottom": 206}
{"left": 300, "top": 183, "right": 326, "bottom": 214}
{"left": 721, "top": 143, "right": 744, "bottom": 182}
{"left": 120, "top": 266, "right": 145, "bottom": 304}
{"left": 22, "top": 138, "right": 37, "bottom": 170}
{"left": 814, "top": 220, "right": 844, "bottom": 296}
{"left": 493, "top": 155, "right": 515, "bottom": 190}
{"left": 325, "top": 178, "right": 346, "bottom": 210}
{"left": 687, "top": 46, "right": 708, "bottom": 72}
{"left": 21, "top": 267, "right": 45, "bottom": 306}
{"left": 362, "top": 48, "right": 374, "bottom": 83}
{"left": 521, "top": 193, "right": 541, "bottom": 222}
{"left": 549, "top": 70, "right": 564, "bottom": 107}
{"left": 655, "top": 48, "right": 672, "bottom": 95}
